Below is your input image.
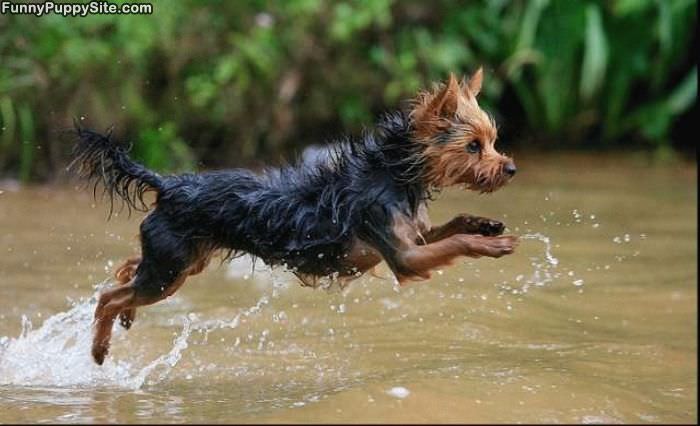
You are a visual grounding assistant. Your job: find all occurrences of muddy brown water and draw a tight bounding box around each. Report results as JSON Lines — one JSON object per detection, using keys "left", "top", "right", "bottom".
{"left": 0, "top": 154, "right": 696, "bottom": 423}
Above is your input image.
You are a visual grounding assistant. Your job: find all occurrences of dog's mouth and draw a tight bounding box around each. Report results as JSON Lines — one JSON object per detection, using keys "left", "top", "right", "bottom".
{"left": 463, "top": 172, "right": 513, "bottom": 194}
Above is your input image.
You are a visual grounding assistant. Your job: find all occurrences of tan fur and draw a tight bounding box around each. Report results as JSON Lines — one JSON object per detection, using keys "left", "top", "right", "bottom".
{"left": 409, "top": 69, "right": 513, "bottom": 191}
{"left": 390, "top": 211, "right": 518, "bottom": 284}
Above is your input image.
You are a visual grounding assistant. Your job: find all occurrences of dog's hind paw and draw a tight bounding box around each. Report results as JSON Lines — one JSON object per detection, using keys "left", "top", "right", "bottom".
{"left": 119, "top": 309, "right": 136, "bottom": 330}
{"left": 92, "top": 343, "right": 108, "bottom": 365}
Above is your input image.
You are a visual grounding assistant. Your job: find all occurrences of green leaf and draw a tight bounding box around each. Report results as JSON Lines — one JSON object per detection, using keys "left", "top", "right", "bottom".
{"left": 0, "top": 97, "right": 16, "bottom": 151}
{"left": 667, "top": 68, "right": 697, "bottom": 114}
{"left": 18, "top": 104, "right": 34, "bottom": 182}
{"left": 580, "top": 4, "right": 608, "bottom": 101}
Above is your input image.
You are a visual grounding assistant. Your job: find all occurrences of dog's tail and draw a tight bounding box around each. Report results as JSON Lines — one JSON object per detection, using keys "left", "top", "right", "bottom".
{"left": 68, "top": 123, "right": 164, "bottom": 216}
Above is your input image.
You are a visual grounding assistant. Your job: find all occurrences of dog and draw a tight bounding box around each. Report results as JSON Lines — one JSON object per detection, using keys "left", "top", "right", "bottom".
{"left": 69, "top": 68, "right": 519, "bottom": 365}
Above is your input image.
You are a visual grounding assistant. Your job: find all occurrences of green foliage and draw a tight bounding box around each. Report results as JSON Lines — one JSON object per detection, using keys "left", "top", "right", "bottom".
{"left": 135, "top": 122, "right": 193, "bottom": 172}
{"left": 0, "top": 0, "right": 695, "bottom": 180}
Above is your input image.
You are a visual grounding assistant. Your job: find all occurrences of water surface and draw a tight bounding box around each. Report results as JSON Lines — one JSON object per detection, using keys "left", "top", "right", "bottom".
{"left": 0, "top": 154, "right": 696, "bottom": 423}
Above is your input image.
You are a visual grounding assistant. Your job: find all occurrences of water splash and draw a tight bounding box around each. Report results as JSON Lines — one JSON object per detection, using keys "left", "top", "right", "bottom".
{"left": 0, "top": 280, "right": 271, "bottom": 390}
{"left": 129, "top": 319, "right": 192, "bottom": 387}
{"left": 191, "top": 295, "right": 270, "bottom": 344}
{"left": 0, "top": 283, "right": 194, "bottom": 390}
{"left": 522, "top": 233, "right": 559, "bottom": 268}
{"left": 507, "top": 233, "right": 561, "bottom": 293}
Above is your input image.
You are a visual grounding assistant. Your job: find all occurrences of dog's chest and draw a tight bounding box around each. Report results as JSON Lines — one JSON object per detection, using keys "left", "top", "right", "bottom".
{"left": 414, "top": 203, "right": 432, "bottom": 238}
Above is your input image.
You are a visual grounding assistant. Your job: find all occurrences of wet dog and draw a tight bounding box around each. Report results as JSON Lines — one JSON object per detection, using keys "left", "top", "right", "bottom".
{"left": 70, "top": 68, "right": 518, "bottom": 365}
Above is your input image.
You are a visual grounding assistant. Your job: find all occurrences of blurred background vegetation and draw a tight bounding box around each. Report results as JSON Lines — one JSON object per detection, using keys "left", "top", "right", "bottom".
{"left": 0, "top": 0, "right": 696, "bottom": 182}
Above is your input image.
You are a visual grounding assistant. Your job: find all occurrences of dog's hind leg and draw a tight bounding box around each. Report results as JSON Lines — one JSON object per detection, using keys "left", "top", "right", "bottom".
{"left": 115, "top": 256, "right": 141, "bottom": 284}
{"left": 114, "top": 256, "right": 141, "bottom": 329}
{"left": 92, "top": 283, "right": 140, "bottom": 365}
{"left": 92, "top": 266, "right": 191, "bottom": 365}
{"left": 92, "top": 231, "right": 215, "bottom": 364}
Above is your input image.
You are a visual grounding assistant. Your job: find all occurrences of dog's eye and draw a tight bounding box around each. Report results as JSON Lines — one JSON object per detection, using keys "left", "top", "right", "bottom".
{"left": 466, "top": 141, "right": 481, "bottom": 154}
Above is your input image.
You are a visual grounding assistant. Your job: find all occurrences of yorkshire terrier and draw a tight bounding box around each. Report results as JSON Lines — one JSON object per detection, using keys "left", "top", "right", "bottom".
{"left": 70, "top": 68, "right": 518, "bottom": 365}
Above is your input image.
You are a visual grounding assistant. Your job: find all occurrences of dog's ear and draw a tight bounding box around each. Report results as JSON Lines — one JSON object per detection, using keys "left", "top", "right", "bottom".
{"left": 410, "top": 73, "right": 465, "bottom": 137}
{"left": 424, "top": 73, "right": 461, "bottom": 118}
{"left": 462, "top": 67, "right": 483, "bottom": 97}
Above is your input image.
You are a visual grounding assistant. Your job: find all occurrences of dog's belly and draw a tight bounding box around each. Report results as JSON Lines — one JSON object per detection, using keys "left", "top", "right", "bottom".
{"left": 339, "top": 237, "right": 383, "bottom": 275}
{"left": 238, "top": 236, "right": 382, "bottom": 282}
{"left": 277, "top": 237, "right": 383, "bottom": 288}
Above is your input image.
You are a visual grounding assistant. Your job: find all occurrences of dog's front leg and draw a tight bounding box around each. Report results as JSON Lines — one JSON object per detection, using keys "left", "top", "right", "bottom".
{"left": 378, "top": 212, "right": 517, "bottom": 284}
{"left": 422, "top": 214, "right": 505, "bottom": 243}
{"left": 394, "top": 233, "right": 518, "bottom": 284}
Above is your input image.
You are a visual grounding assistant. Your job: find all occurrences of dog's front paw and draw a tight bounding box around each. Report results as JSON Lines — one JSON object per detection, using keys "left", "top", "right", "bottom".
{"left": 465, "top": 234, "right": 519, "bottom": 258}
{"left": 496, "top": 235, "right": 519, "bottom": 255}
{"left": 456, "top": 214, "right": 505, "bottom": 236}
{"left": 476, "top": 218, "right": 505, "bottom": 236}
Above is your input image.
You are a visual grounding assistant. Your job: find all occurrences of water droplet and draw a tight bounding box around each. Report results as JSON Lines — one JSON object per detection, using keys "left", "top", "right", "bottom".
{"left": 387, "top": 386, "right": 410, "bottom": 399}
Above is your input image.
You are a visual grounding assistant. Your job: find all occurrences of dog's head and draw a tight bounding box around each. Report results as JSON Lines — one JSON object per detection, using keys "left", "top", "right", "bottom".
{"left": 409, "top": 68, "right": 516, "bottom": 192}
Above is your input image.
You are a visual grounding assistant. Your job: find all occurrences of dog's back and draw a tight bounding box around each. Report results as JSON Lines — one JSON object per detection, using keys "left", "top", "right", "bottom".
{"left": 149, "top": 167, "right": 357, "bottom": 278}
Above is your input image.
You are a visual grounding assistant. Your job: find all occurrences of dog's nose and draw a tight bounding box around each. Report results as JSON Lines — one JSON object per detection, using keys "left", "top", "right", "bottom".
{"left": 503, "top": 162, "right": 517, "bottom": 176}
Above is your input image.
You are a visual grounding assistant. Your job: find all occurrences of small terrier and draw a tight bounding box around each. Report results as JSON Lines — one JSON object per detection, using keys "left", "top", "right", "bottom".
{"left": 70, "top": 68, "right": 519, "bottom": 365}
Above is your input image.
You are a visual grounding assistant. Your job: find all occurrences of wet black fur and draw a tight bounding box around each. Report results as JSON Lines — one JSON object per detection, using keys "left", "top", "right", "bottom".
{"left": 70, "top": 112, "right": 431, "bottom": 293}
{"left": 69, "top": 125, "right": 163, "bottom": 218}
